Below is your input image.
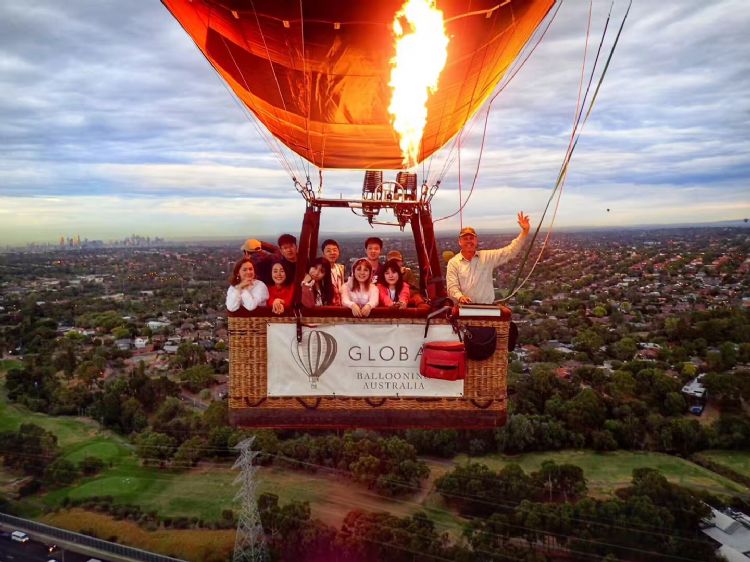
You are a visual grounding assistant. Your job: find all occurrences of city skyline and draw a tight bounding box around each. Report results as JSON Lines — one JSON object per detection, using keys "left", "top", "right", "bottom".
{"left": 1, "top": 1, "right": 749, "bottom": 245}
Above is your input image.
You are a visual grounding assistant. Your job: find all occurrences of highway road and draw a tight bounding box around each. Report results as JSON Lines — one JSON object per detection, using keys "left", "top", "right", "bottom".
{"left": 0, "top": 530, "right": 111, "bottom": 562}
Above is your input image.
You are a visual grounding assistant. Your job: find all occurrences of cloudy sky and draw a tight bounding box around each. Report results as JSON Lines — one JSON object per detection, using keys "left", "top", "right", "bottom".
{"left": 1, "top": 1, "right": 748, "bottom": 246}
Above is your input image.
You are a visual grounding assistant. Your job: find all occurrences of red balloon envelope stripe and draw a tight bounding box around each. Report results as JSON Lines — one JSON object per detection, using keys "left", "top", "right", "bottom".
{"left": 162, "top": 0, "right": 555, "bottom": 170}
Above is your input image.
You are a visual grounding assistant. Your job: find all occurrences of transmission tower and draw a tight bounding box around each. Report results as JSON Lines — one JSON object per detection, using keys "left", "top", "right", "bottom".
{"left": 232, "top": 437, "right": 268, "bottom": 562}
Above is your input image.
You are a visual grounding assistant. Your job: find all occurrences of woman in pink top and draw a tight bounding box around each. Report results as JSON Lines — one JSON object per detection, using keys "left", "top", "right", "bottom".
{"left": 341, "top": 258, "right": 379, "bottom": 317}
{"left": 378, "top": 259, "right": 410, "bottom": 309}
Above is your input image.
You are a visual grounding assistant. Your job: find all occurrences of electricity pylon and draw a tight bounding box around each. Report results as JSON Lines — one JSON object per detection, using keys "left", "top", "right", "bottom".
{"left": 232, "top": 437, "right": 268, "bottom": 562}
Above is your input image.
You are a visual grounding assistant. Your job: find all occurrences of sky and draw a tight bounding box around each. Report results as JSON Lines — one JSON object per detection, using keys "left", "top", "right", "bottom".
{"left": 1, "top": 0, "right": 748, "bottom": 246}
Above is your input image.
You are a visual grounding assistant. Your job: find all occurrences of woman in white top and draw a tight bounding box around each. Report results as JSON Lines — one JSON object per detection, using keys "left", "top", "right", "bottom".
{"left": 341, "top": 258, "right": 379, "bottom": 317}
{"left": 226, "top": 257, "right": 269, "bottom": 312}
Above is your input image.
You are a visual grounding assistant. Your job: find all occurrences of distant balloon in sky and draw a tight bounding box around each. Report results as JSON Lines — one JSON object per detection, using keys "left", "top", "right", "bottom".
{"left": 606, "top": 208, "right": 610, "bottom": 212}
{"left": 442, "top": 250, "right": 455, "bottom": 263}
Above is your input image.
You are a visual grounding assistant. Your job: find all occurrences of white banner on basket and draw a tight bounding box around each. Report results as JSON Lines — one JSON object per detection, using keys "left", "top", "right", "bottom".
{"left": 266, "top": 323, "right": 463, "bottom": 397}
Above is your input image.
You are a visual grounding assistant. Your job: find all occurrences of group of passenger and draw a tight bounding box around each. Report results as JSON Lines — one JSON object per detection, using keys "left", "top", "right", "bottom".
{"left": 227, "top": 210, "right": 532, "bottom": 315}
{"left": 226, "top": 234, "right": 420, "bottom": 317}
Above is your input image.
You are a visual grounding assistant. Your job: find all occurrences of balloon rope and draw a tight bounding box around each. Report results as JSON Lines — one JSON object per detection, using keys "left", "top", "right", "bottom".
{"left": 503, "top": 1, "right": 615, "bottom": 301}
{"left": 249, "top": 0, "right": 310, "bottom": 179}
{"left": 458, "top": 133, "right": 463, "bottom": 229}
{"left": 430, "top": 0, "right": 492, "bottom": 187}
{"left": 216, "top": 36, "right": 298, "bottom": 180}
{"left": 174, "top": 2, "right": 298, "bottom": 180}
{"left": 502, "top": 0, "right": 631, "bottom": 302}
{"left": 299, "top": 0, "right": 313, "bottom": 182}
{"left": 432, "top": 0, "right": 562, "bottom": 223}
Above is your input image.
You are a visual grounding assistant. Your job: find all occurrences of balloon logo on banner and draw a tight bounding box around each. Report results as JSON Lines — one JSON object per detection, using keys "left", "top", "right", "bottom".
{"left": 291, "top": 330, "right": 337, "bottom": 389}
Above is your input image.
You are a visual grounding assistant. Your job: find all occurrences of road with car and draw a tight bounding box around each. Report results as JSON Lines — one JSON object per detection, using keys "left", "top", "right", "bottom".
{"left": 1, "top": 530, "right": 110, "bottom": 562}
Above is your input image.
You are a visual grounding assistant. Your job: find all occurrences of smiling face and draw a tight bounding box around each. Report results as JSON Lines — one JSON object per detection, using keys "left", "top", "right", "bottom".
{"left": 458, "top": 233, "right": 478, "bottom": 257}
{"left": 383, "top": 267, "right": 399, "bottom": 287}
{"left": 323, "top": 243, "right": 340, "bottom": 264}
{"left": 239, "top": 261, "right": 255, "bottom": 283}
{"left": 271, "top": 262, "right": 286, "bottom": 286}
{"left": 365, "top": 242, "right": 381, "bottom": 261}
{"left": 354, "top": 262, "right": 372, "bottom": 284}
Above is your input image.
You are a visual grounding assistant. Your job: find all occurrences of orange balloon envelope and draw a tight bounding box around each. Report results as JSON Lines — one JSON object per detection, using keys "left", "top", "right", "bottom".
{"left": 162, "top": 0, "right": 555, "bottom": 170}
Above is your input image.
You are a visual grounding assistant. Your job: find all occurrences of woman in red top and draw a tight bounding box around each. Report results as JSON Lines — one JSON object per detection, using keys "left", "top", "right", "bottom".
{"left": 378, "top": 259, "right": 410, "bottom": 309}
{"left": 268, "top": 261, "right": 294, "bottom": 315}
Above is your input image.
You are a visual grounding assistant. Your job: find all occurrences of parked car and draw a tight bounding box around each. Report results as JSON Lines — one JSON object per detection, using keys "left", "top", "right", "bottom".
{"left": 689, "top": 404, "right": 704, "bottom": 416}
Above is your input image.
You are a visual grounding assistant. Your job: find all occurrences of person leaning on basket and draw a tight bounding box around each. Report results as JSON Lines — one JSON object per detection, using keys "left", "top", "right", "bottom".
{"left": 446, "top": 212, "right": 531, "bottom": 304}
{"left": 300, "top": 257, "right": 335, "bottom": 307}
{"left": 379, "top": 259, "right": 409, "bottom": 309}
{"left": 268, "top": 259, "right": 294, "bottom": 315}
{"left": 341, "top": 258, "right": 379, "bottom": 317}
{"left": 226, "top": 257, "right": 269, "bottom": 312}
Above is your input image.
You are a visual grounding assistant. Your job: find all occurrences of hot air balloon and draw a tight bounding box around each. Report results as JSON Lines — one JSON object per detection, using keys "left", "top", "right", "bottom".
{"left": 161, "top": 0, "right": 555, "bottom": 169}
{"left": 164, "top": 0, "right": 560, "bottom": 429}
{"left": 291, "top": 329, "right": 337, "bottom": 389}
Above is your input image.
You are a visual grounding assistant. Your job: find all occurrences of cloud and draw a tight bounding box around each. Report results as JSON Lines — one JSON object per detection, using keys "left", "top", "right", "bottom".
{"left": 1, "top": 0, "right": 749, "bottom": 244}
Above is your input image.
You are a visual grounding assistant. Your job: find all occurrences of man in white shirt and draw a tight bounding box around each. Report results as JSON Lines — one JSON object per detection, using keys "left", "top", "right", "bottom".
{"left": 446, "top": 212, "right": 530, "bottom": 304}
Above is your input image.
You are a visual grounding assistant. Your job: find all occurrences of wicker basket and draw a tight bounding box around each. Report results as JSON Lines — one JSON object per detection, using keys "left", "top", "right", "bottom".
{"left": 228, "top": 308, "right": 509, "bottom": 429}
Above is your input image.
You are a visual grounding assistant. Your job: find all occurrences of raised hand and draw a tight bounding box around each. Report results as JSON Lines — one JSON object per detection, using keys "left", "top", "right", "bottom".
{"left": 517, "top": 211, "right": 530, "bottom": 233}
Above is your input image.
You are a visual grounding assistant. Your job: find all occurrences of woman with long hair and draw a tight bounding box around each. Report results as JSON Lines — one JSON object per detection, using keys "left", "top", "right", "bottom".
{"left": 379, "top": 259, "right": 410, "bottom": 309}
{"left": 268, "top": 260, "right": 294, "bottom": 314}
{"left": 226, "top": 257, "right": 269, "bottom": 312}
{"left": 341, "top": 258, "right": 378, "bottom": 317}
{"left": 300, "top": 257, "right": 334, "bottom": 307}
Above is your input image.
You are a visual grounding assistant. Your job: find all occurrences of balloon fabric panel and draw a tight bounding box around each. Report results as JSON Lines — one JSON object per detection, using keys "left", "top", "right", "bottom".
{"left": 162, "top": 0, "right": 555, "bottom": 169}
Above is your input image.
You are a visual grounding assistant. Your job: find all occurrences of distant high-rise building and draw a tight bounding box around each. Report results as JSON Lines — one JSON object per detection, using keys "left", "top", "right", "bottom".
{"left": 59, "top": 236, "right": 65, "bottom": 247}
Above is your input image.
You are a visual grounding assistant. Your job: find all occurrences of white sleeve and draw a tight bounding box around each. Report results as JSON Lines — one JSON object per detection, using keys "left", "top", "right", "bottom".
{"left": 241, "top": 281, "right": 269, "bottom": 311}
{"left": 226, "top": 286, "right": 242, "bottom": 311}
{"left": 483, "top": 231, "right": 528, "bottom": 268}
{"left": 341, "top": 283, "right": 355, "bottom": 309}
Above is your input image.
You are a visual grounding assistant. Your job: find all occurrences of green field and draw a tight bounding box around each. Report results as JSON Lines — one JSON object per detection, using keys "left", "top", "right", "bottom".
{"left": 0, "top": 359, "right": 22, "bottom": 372}
{"left": 3, "top": 364, "right": 748, "bottom": 529}
{"left": 696, "top": 450, "right": 750, "bottom": 478}
{"left": 454, "top": 450, "right": 750, "bottom": 498}
{"left": 0, "top": 387, "right": 128, "bottom": 451}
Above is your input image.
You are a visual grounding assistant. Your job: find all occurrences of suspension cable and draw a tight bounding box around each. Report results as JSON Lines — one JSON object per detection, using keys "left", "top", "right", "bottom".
{"left": 503, "top": 0, "right": 631, "bottom": 301}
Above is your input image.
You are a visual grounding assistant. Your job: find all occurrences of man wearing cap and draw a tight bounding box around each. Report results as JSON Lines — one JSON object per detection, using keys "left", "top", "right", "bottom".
{"left": 240, "top": 238, "right": 276, "bottom": 286}
{"left": 446, "top": 212, "right": 530, "bottom": 304}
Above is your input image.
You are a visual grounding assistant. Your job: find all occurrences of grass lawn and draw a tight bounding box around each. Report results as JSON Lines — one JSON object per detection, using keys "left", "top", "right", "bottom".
{"left": 0, "top": 377, "right": 130, "bottom": 451}
{"left": 43, "top": 460, "right": 434, "bottom": 526}
{"left": 696, "top": 450, "right": 750, "bottom": 478}
{"left": 454, "top": 450, "right": 750, "bottom": 498}
{"left": 64, "top": 437, "right": 133, "bottom": 464}
{"left": 0, "top": 359, "right": 22, "bottom": 372}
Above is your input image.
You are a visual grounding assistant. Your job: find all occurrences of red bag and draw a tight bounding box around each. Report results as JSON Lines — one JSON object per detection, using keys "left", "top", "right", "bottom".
{"left": 420, "top": 341, "right": 466, "bottom": 381}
